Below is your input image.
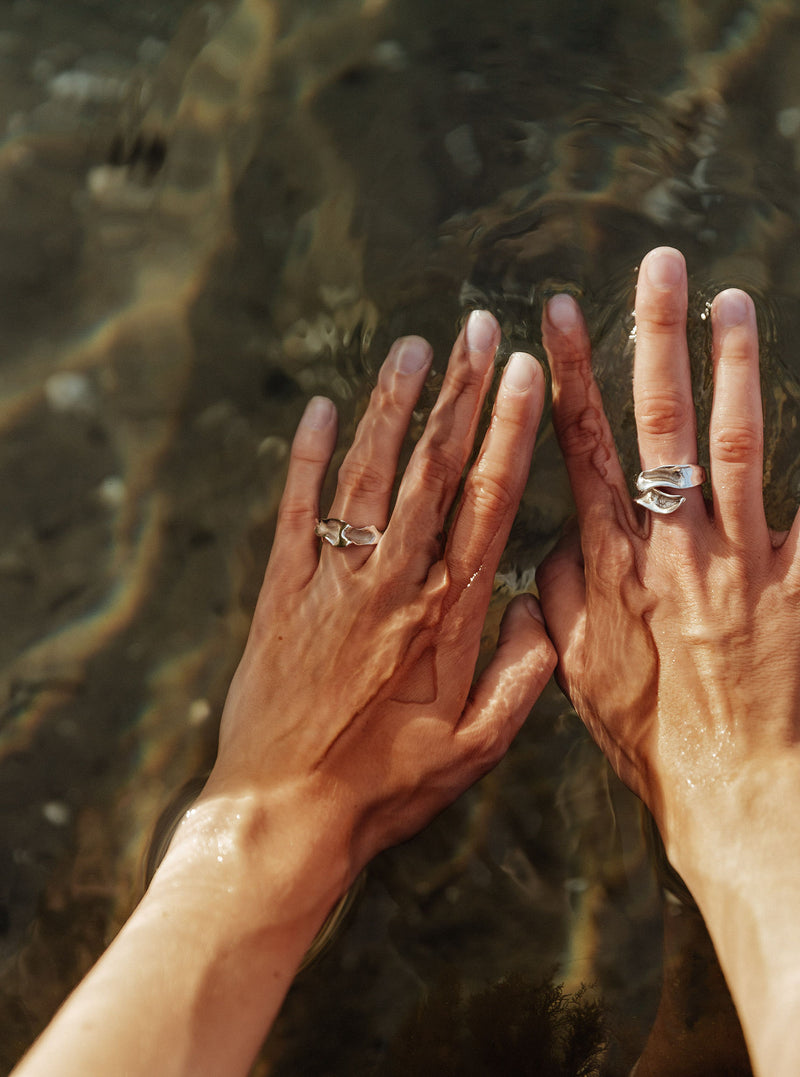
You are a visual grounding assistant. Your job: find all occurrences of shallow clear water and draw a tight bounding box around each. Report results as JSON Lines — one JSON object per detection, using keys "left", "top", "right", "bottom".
{"left": 2, "top": 0, "right": 799, "bottom": 1072}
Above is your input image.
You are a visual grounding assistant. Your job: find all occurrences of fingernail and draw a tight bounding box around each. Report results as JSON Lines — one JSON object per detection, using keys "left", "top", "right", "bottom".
{"left": 301, "top": 396, "right": 335, "bottom": 429}
{"left": 713, "top": 289, "right": 749, "bottom": 329}
{"left": 546, "top": 293, "right": 580, "bottom": 333}
{"left": 393, "top": 335, "right": 432, "bottom": 374}
{"left": 643, "top": 247, "right": 684, "bottom": 289}
{"left": 465, "top": 309, "right": 498, "bottom": 353}
{"left": 522, "top": 593, "right": 545, "bottom": 625}
{"left": 503, "top": 351, "right": 536, "bottom": 393}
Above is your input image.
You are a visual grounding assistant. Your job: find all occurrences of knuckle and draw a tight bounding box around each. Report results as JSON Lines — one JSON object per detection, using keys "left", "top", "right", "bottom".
{"left": 712, "top": 419, "right": 762, "bottom": 464}
{"left": 588, "top": 528, "right": 637, "bottom": 588}
{"left": 336, "top": 456, "right": 387, "bottom": 499}
{"left": 448, "top": 359, "right": 492, "bottom": 395}
{"left": 636, "top": 307, "right": 685, "bottom": 336}
{"left": 371, "top": 376, "right": 403, "bottom": 414}
{"left": 290, "top": 443, "right": 328, "bottom": 469}
{"left": 552, "top": 337, "right": 589, "bottom": 371}
{"left": 718, "top": 339, "right": 754, "bottom": 366}
{"left": 416, "top": 439, "right": 466, "bottom": 491}
{"left": 277, "top": 496, "right": 310, "bottom": 528}
{"left": 554, "top": 403, "right": 605, "bottom": 460}
{"left": 466, "top": 472, "right": 516, "bottom": 519}
{"left": 634, "top": 388, "right": 689, "bottom": 438}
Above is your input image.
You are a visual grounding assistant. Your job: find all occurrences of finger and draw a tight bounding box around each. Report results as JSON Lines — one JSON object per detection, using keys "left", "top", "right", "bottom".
{"left": 536, "top": 524, "right": 586, "bottom": 671}
{"left": 455, "top": 594, "right": 556, "bottom": 765}
{"left": 633, "top": 249, "right": 702, "bottom": 517}
{"left": 445, "top": 352, "right": 545, "bottom": 595}
{"left": 384, "top": 310, "right": 500, "bottom": 573}
{"left": 779, "top": 511, "right": 800, "bottom": 588}
{"left": 542, "top": 293, "right": 631, "bottom": 530}
{"left": 709, "top": 289, "right": 769, "bottom": 548}
{"left": 328, "top": 336, "right": 433, "bottom": 535}
{"left": 265, "top": 396, "right": 337, "bottom": 589}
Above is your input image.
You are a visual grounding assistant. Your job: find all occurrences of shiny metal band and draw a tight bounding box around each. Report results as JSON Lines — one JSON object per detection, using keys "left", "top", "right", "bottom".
{"left": 635, "top": 464, "right": 707, "bottom": 515}
{"left": 315, "top": 518, "right": 382, "bottom": 547}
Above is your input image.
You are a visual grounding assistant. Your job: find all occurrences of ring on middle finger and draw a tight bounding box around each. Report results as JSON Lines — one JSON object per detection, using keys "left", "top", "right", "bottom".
{"left": 634, "top": 464, "right": 707, "bottom": 515}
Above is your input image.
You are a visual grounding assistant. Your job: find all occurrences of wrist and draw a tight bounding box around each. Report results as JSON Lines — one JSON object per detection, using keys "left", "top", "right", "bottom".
{"left": 148, "top": 786, "right": 354, "bottom": 947}
{"left": 662, "top": 754, "right": 800, "bottom": 892}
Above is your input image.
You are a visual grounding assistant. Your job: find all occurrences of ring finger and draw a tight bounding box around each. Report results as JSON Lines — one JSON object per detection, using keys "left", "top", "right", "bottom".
{"left": 325, "top": 335, "right": 433, "bottom": 548}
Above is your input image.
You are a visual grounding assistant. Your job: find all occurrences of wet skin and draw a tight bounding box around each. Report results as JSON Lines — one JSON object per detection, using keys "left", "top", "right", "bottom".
{"left": 12, "top": 313, "right": 556, "bottom": 1077}
{"left": 538, "top": 247, "right": 800, "bottom": 1077}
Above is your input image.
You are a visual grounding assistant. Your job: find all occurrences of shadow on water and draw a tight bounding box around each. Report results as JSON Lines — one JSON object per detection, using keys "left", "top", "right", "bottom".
{"left": 1, "top": 0, "right": 798, "bottom": 1072}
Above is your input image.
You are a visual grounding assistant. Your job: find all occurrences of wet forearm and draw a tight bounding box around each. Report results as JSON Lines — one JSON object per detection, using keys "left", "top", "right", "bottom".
{"left": 668, "top": 771, "right": 800, "bottom": 1077}
{"left": 13, "top": 794, "right": 349, "bottom": 1077}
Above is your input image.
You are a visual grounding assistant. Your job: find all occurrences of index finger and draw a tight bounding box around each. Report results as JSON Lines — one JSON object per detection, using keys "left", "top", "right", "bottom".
{"left": 542, "top": 293, "right": 631, "bottom": 529}
{"left": 445, "top": 351, "right": 545, "bottom": 595}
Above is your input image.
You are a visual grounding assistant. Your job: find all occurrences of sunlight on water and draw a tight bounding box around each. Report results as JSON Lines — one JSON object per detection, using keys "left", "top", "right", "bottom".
{"left": 2, "top": 0, "right": 799, "bottom": 1072}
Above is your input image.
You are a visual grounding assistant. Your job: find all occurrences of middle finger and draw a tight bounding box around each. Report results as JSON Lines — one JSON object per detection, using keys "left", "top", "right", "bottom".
{"left": 633, "top": 247, "right": 703, "bottom": 518}
{"left": 383, "top": 310, "right": 500, "bottom": 574}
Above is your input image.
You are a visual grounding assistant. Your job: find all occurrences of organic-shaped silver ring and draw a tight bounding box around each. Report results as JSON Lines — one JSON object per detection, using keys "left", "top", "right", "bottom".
{"left": 634, "top": 464, "right": 707, "bottom": 515}
{"left": 315, "top": 518, "right": 382, "bottom": 547}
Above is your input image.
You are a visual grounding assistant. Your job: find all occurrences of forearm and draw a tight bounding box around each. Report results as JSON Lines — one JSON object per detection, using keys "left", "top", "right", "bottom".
{"left": 13, "top": 793, "right": 351, "bottom": 1077}
{"left": 666, "top": 766, "right": 800, "bottom": 1077}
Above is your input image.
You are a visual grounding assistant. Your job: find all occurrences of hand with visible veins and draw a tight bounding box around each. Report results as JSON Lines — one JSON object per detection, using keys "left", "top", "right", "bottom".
{"left": 208, "top": 311, "right": 554, "bottom": 875}
{"left": 537, "top": 247, "right": 800, "bottom": 1077}
{"left": 13, "top": 312, "right": 555, "bottom": 1077}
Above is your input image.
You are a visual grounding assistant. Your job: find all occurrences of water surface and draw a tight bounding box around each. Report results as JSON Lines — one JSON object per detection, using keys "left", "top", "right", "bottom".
{"left": 2, "top": 1, "right": 799, "bottom": 1072}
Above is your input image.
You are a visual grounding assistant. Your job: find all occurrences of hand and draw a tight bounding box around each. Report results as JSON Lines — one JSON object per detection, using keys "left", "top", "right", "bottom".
{"left": 198, "top": 311, "right": 555, "bottom": 889}
{"left": 536, "top": 246, "right": 800, "bottom": 1076}
{"left": 13, "top": 314, "right": 555, "bottom": 1077}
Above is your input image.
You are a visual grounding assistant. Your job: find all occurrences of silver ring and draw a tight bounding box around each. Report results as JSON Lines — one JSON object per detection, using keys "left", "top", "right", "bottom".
{"left": 315, "top": 518, "right": 382, "bottom": 547}
{"left": 635, "top": 464, "right": 707, "bottom": 515}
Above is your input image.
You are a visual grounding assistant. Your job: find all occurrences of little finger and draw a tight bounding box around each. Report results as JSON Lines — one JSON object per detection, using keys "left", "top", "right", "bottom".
{"left": 266, "top": 396, "right": 338, "bottom": 590}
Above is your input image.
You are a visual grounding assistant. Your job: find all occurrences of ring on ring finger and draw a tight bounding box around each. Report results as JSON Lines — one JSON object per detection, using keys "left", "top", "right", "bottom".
{"left": 315, "top": 518, "right": 383, "bottom": 547}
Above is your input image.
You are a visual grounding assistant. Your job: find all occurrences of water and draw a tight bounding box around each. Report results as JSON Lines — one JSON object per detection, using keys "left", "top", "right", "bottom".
{"left": 1, "top": 0, "right": 799, "bottom": 1072}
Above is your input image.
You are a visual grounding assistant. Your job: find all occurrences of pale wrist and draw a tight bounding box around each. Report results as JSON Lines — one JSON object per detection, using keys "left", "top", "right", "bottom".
{"left": 662, "top": 756, "right": 800, "bottom": 896}
{"left": 149, "top": 788, "right": 354, "bottom": 941}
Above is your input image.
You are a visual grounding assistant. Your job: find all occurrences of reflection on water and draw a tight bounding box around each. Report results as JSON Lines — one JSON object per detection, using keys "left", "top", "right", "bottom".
{"left": 1, "top": 0, "right": 799, "bottom": 1071}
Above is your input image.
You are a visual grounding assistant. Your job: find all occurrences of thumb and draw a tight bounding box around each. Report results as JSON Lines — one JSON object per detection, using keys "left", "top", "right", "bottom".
{"left": 536, "top": 523, "right": 586, "bottom": 660}
{"left": 456, "top": 593, "right": 556, "bottom": 765}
